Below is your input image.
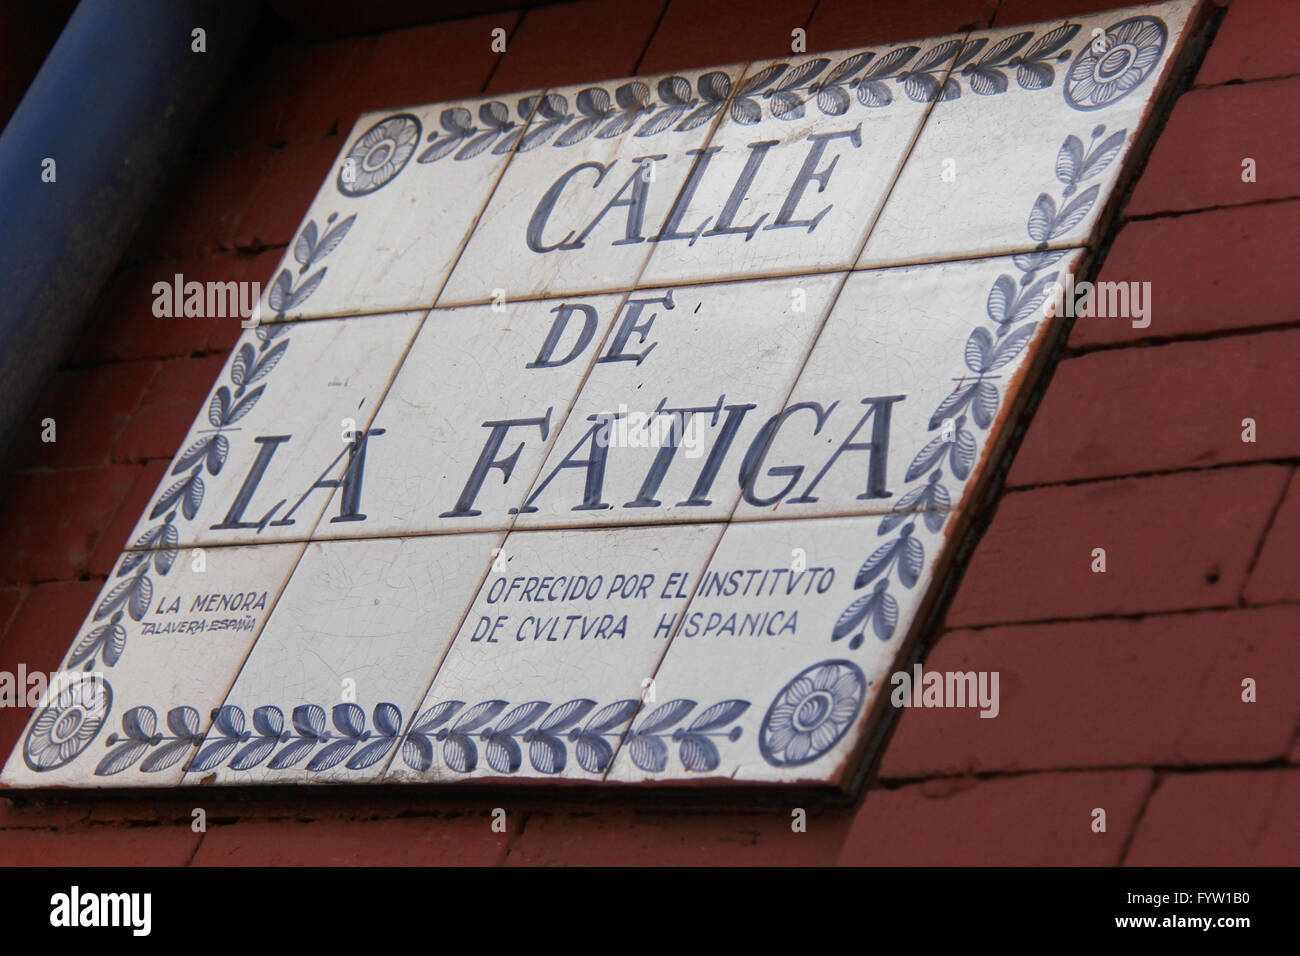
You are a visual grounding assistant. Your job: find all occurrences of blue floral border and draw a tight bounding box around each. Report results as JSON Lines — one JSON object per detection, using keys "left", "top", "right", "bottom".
{"left": 73, "top": 215, "right": 359, "bottom": 675}
{"left": 828, "top": 122, "right": 1128, "bottom": 650}
{"left": 70, "top": 695, "right": 750, "bottom": 779}
{"left": 339, "top": 14, "right": 1165, "bottom": 190}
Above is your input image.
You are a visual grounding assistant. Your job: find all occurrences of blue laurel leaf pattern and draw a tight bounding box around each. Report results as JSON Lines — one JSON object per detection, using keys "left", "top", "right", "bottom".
{"left": 628, "top": 730, "right": 670, "bottom": 772}
{"left": 401, "top": 700, "right": 463, "bottom": 772}
{"left": 231, "top": 737, "right": 281, "bottom": 772}
{"left": 444, "top": 700, "right": 508, "bottom": 772}
{"left": 292, "top": 704, "right": 327, "bottom": 738}
{"left": 267, "top": 737, "right": 315, "bottom": 770}
{"left": 688, "top": 700, "right": 750, "bottom": 732}
{"left": 372, "top": 701, "right": 402, "bottom": 736}
{"left": 346, "top": 701, "right": 402, "bottom": 770}
{"left": 83, "top": 696, "right": 750, "bottom": 778}
{"left": 621, "top": 698, "right": 752, "bottom": 773}
{"left": 307, "top": 739, "right": 357, "bottom": 773}
{"left": 69, "top": 617, "right": 127, "bottom": 671}
{"left": 831, "top": 123, "right": 1130, "bottom": 650}
{"left": 482, "top": 701, "right": 550, "bottom": 774}
{"left": 635, "top": 699, "right": 695, "bottom": 735}
{"left": 526, "top": 698, "right": 597, "bottom": 774}
{"left": 81, "top": 212, "right": 354, "bottom": 674}
{"left": 571, "top": 699, "right": 638, "bottom": 773}
{"left": 629, "top": 700, "right": 690, "bottom": 772}
{"left": 401, "top": 17, "right": 1161, "bottom": 166}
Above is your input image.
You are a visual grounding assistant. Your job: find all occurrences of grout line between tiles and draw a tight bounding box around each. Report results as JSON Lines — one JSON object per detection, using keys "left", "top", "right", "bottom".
{"left": 177, "top": 537, "right": 310, "bottom": 787}
{"left": 263, "top": 84, "right": 554, "bottom": 533}
{"left": 365, "top": 291, "right": 643, "bottom": 781}
{"left": 375, "top": 65, "right": 754, "bottom": 781}
{"left": 190, "top": 92, "right": 561, "bottom": 780}
{"left": 59, "top": 537, "right": 311, "bottom": 789}
{"left": 259, "top": 230, "right": 1094, "bottom": 325}
{"left": 269, "top": 22, "right": 1103, "bottom": 325}
{"left": 843, "top": 10, "right": 1229, "bottom": 795}
{"left": 599, "top": 37, "right": 970, "bottom": 782}
{"left": 265, "top": 2, "right": 1185, "bottom": 327}
{"left": 114, "top": 503, "right": 961, "bottom": 560}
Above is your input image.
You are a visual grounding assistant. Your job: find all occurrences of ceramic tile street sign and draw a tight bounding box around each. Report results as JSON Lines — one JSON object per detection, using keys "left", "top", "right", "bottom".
{"left": 1, "top": 0, "right": 1202, "bottom": 795}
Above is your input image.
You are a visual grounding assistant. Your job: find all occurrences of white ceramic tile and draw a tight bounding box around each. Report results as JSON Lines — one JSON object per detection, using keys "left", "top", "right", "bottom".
{"left": 639, "top": 38, "right": 960, "bottom": 287}
{"left": 385, "top": 523, "right": 722, "bottom": 782}
{"left": 251, "top": 97, "right": 545, "bottom": 322}
{"left": 733, "top": 250, "right": 1084, "bottom": 521}
{"left": 512, "top": 274, "right": 841, "bottom": 528}
{"left": 326, "top": 294, "right": 622, "bottom": 538}
{"left": 860, "top": 0, "right": 1197, "bottom": 267}
{"left": 124, "top": 312, "right": 423, "bottom": 551}
{"left": 0, "top": 543, "right": 304, "bottom": 789}
{"left": 185, "top": 533, "right": 501, "bottom": 785}
{"left": 438, "top": 67, "right": 744, "bottom": 305}
{"left": 606, "top": 513, "right": 948, "bottom": 786}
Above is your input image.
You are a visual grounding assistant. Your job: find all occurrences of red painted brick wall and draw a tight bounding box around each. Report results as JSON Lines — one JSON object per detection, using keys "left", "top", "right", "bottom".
{"left": 1, "top": 0, "right": 1296, "bottom": 866}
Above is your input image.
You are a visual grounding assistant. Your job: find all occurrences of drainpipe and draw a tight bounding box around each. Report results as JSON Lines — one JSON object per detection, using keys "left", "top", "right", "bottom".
{"left": 0, "top": 0, "right": 259, "bottom": 466}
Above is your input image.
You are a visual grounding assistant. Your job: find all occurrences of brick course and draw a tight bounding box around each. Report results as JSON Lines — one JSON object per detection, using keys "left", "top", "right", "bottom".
{"left": 947, "top": 466, "right": 1288, "bottom": 626}
{"left": 1066, "top": 201, "right": 1300, "bottom": 348}
{"left": 1126, "top": 77, "right": 1300, "bottom": 215}
{"left": 880, "top": 606, "right": 1300, "bottom": 778}
{"left": 1009, "top": 332, "right": 1300, "bottom": 485}
{"left": 194, "top": 815, "right": 517, "bottom": 866}
{"left": 1126, "top": 769, "right": 1300, "bottom": 865}
{"left": 840, "top": 771, "right": 1153, "bottom": 866}
{"left": 1196, "top": 0, "right": 1300, "bottom": 85}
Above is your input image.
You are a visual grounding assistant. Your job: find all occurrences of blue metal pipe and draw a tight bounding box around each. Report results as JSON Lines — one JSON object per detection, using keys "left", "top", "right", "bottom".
{"left": 0, "top": 0, "right": 258, "bottom": 465}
